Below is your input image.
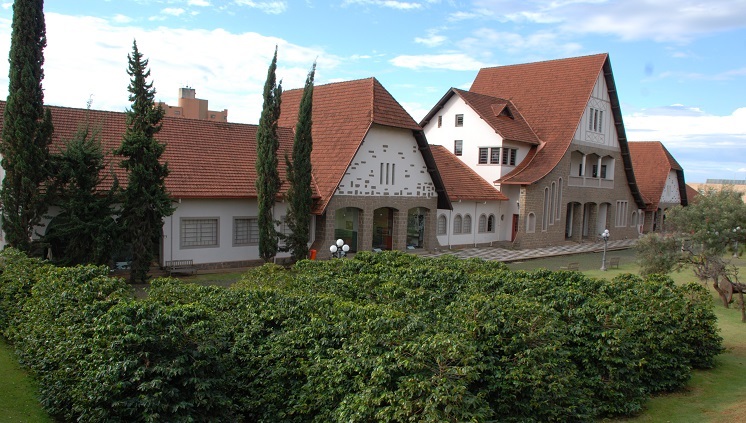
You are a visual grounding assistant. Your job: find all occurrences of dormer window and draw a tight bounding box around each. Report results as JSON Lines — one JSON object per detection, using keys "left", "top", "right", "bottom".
{"left": 588, "top": 107, "right": 603, "bottom": 133}
{"left": 455, "top": 114, "right": 464, "bottom": 127}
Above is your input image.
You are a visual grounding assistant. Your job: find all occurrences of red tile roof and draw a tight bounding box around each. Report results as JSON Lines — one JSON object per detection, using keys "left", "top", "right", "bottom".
{"left": 0, "top": 101, "right": 308, "bottom": 201}
{"left": 470, "top": 53, "right": 646, "bottom": 208}
{"left": 279, "top": 77, "right": 449, "bottom": 213}
{"left": 420, "top": 88, "right": 540, "bottom": 145}
{"left": 430, "top": 145, "right": 508, "bottom": 202}
{"left": 628, "top": 141, "right": 687, "bottom": 211}
{"left": 685, "top": 184, "right": 700, "bottom": 203}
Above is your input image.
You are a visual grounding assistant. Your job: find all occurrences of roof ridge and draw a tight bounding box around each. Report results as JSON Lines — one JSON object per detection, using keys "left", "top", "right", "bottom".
{"left": 479, "top": 53, "right": 608, "bottom": 72}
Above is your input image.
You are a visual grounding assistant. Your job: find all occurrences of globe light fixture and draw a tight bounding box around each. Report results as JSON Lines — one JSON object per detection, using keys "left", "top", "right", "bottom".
{"left": 330, "top": 238, "right": 350, "bottom": 259}
{"left": 600, "top": 229, "right": 610, "bottom": 271}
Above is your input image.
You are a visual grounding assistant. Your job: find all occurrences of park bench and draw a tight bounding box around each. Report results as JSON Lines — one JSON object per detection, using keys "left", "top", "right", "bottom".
{"left": 560, "top": 262, "right": 579, "bottom": 271}
{"left": 609, "top": 257, "right": 620, "bottom": 269}
{"left": 165, "top": 259, "right": 197, "bottom": 276}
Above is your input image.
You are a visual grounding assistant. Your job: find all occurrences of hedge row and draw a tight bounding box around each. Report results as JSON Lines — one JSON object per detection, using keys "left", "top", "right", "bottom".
{"left": 0, "top": 249, "right": 724, "bottom": 422}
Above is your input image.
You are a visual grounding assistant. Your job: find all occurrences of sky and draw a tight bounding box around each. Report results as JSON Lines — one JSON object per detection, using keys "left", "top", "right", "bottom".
{"left": 0, "top": 0, "right": 744, "bottom": 183}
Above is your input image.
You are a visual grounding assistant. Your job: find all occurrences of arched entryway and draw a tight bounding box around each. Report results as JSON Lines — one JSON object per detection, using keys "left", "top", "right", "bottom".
{"left": 373, "top": 207, "right": 394, "bottom": 250}
{"left": 406, "top": 207, "right": 428, "bottom": 249}
{"left": 335, "top": 207, "right": 361, "bottom": 252}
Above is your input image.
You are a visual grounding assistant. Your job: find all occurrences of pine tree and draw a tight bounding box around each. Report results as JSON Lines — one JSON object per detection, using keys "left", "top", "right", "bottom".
{"left": 43, "top": 117, "right": 120, "bottom": 266}
{"left": 0, "top": 0, "right": 53, "bottom": 252}
{"left": 115, "top": 40, "right": 174, "bottom": 283}
{"left": 255, "top": 47, "right": 282, "bottom": 262}
{"left": 284, "top": 62, "right": 315, "bottom": 261}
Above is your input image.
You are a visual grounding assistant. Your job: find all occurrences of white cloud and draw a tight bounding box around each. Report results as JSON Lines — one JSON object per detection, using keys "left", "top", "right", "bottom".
{"left": 343, "top": 0, "right": 424, "bottom": 10}
{"left": 390, "top": 53, "right": 490, "bottom": 71}
{"left": 112, "top": 14, "right": 133, "bottom": 24}
{"left": 187, "top": 0, "right": 211, "bottom": 6}
{"left": 473, "top": 0, "right": 746, "bottom": 43}
{"left": 462, "top": 28, "right": 582, "bottom": 57}
{"left": 414, "top": 28, "right": 447, "bottom": 47}
{"left": 0, "top": 13, "right": 338, "bottom": 124}
{"left": 161, "top": 8, "right": 186, "bottom": 17}
{"left": 234, "top": 1, "right": 288, "bottom": 14}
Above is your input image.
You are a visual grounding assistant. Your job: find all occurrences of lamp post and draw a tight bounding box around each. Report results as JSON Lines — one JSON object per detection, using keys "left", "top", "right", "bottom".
{"left": 330, "top": 238, "right": 350, "bottom": 259}
{"left": 734, "top": 226, "right": 742, "bottom": 258}
{"left": 600, "top": 229, "right": 610, "bottom": 271}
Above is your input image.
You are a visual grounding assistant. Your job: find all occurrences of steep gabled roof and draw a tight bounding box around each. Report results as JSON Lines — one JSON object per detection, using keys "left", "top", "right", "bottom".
{"left": 0, "top": 101, "right": 309, "bottom": 200}
{"left": 470, "top": 54, "right": 646, "bottom": 208}
{"left": 420, "top": 88, "right": 540, "bottom": 145}
{"left": 628, "top": 141, "right": 688, "bottom": 211}
{"left": 430, "top": 145, "right": 508, "bottom": 202}
{"left": 279, "top": 77, "right": 450, "bottom": 213}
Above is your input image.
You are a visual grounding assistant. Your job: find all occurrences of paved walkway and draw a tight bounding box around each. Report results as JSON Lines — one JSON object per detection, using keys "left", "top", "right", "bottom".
{"left": 421, "top": 238, "right": 637, "bottom": 262}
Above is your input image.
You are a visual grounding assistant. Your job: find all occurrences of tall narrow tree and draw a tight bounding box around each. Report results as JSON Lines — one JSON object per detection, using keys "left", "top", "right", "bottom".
{"left": 115, "top": 41, "right": 174, "bottom": 283}
{"left": 0, "top": 0, "right": 54, "bottom": 252}
{"left": 255, "top": 47, "right": 282, "bottom": 262}
{"left": 283, "top": 62, "right": 315, "bottom": 261}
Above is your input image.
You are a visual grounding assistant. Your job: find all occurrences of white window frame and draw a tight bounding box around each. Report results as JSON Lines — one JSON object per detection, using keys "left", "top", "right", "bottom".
{"left": 181, "top": 217, "right": 219, "bottom": 249}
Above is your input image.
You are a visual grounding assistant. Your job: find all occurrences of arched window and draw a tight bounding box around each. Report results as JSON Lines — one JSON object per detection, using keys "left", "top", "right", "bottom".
{"left": 630, "top": 211, "right": 637, "bottom": 228}
{"left": 543, "top": 187, "right": 550, "bottom": 231}
{"left": 556, "top": 178, "right": 563, "bottom": 220}
{"left": 453, "top": 214, "right": 463, "bottom": 234}
{"left": 550, "top": 182, "right": 556, "bottom": 225}
{"left": 437, "top": 214, "right": 447, "bottom": 235}
{"left": 527, "top": 212, "right": 536, "bottom": 233}
{"left": 487, "top": 214, "right": 495, "bottom": 232}
{"left": 478, "top": 214, "right": 487, "bottom": 233}
{"left": 463, "top": 214, "right": 472, "bottom": 234}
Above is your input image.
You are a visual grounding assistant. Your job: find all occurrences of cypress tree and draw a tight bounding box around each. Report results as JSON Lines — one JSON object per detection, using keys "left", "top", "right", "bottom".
{"left": 43, "top": 118, "right": 120, "bottom": 266}
{"left": 255, "top": 47, "right": 282, "bottom": 262}
{"left": 0, "top": 0, "right": 53, "bottom": 252}
{"left": 284, "top": 62, "right": 315, "bottom": 261}
{"left": 115, "top": 40, "right": 174, "bottom": 283}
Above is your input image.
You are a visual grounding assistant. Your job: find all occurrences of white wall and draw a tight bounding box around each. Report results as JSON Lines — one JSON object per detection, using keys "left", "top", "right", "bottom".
{"left": 436, "top": 200, "right": 504, "bottom": 248}
{"left": 660, "top": 170, "right": 681, "bottom": 203}
{"left": 423, "top": 94, "right": 530, "bottom": 186}
{"left": 337, "top": 124, "right": 437, "bottom": 198}
{"left": 163, "top": 198, "right": 306, "bottom": 265}
{"left": 573, "top": 73, "right": 620, "bottom": 150}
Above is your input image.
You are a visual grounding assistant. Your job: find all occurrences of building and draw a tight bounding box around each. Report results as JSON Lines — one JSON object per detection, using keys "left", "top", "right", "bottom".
{"left": 627, "top": 141, "right": 688, "bottom": 232}
{"left": 157, "top": 87, "right": 228, "bottom": 122}
{"left": 278, "top": 77, "right": 450, "bottom": 254}
{"left": 688, "top": 180, "right": 746, "bottom": 203}
{"left": 422, "top": 54, "right": 647, "bottom": 248}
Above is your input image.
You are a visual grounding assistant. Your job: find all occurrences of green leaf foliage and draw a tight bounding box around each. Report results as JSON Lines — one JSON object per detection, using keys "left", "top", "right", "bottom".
{"left": 255, "top": 47, "right": 283, "bottom": 262}
{"left": 0, "top": 249, "right": 724, "bottom": 422}
{"left": 115, "top": 40, "right": 174, "bottom": 283}
{"left": 0, "top": 0, "right": 54, "bottom": 252}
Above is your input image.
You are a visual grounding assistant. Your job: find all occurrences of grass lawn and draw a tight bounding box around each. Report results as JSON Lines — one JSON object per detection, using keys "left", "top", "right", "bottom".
{"left": 0, "top": 338, "right": 52, "bottom": 423}
{"left": 2, "top": 249, "right": 744, "bottom": 421}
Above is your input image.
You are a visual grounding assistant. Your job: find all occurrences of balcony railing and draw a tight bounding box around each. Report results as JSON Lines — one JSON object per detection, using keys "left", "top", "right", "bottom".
{"left": 568, "top": 175, "right": 614, "bottom": 188}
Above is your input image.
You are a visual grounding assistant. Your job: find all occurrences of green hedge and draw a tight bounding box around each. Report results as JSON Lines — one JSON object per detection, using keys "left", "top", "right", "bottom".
{"left": 0, "top": 249, "right": 724, "bottom": 422}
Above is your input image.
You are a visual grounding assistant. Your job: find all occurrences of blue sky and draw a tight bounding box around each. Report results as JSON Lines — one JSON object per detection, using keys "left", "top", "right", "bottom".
{"left": 0, "top": 0, "right": 744, "bottom": 182}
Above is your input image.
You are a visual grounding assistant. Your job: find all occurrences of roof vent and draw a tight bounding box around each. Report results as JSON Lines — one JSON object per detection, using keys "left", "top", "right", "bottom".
{"left": 491, "top": 103, "right": 514, "bottom": 119}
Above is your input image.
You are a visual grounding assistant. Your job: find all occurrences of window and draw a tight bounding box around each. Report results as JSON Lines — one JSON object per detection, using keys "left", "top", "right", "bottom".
{"left": 437, "top": 115, "right": 442, "bottom": 128}
{"left": 527, "top": 213, "right": 536, "bottom": 233}
{"left": 437, "top": 215, "right": 447, "bottom": 235}
{"left": 588, "top": 107, "right": 604, "bottom": 133}
{"left": 478, "top": 214, "right": 487, "bottom": 233}
{"left": 490, "top": 147, "right": 500, "bottom": 164}
{"left": 556, "top": 178, "right": 563, "bottom": 220}
{"left": 542, "top": 188, "right": 549, "bottom": 231}
{"left": 478, "top": 148, "right": 488, "bottom": 164}
{"left": 453, "top": 214, "right": 463, "bottom": 234}
{"left": 234, "top": 218, "right": 259, "bottom": 246}
{"left": 455, "top": 114, "right": 464, "bottom": 127}
{"left": 578, "top": 163, "right": 583, "bottom": 177}
{"left": 502, "top": 148, "right": 517, "bottom": 165}
{"left": 463, "top": 214, "right": 472, "bottom": 234}
{"left": 181, "top": 218, "right": 218, "bottom": 248}
{"left": 592, "top": 164, "right": 598, "bottom": 178}
{"left": 600, "top": 164, "right": 607, "bottom": 179}
{"left": 278, "top": 216, "right": 292, "bottom": 246}
{"left": 487, "top": 214, "right": 495, "bottom": 232}
{"left": 550, "top": 182, "right": 556, "bottom": 225}
{"left": 379, "top": 163, "right": 396, "bottom": 185}
{"left": 454, "top": 140, "right": 463, "bottom": 156}
{"left": 615, "top": 201, "right": 628, "bottom": 227}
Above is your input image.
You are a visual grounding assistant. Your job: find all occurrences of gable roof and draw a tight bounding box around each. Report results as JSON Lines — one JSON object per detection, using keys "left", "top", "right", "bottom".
{"left": 628, "top": 141, "right": 688, "bottom": 211}
{"left": 430, "top": 145, "right": 508, "bottom": 202}
{"left": 420, "top": 88, "right": 540, "bottom": 146}
{"left": 279, "top": 77, "right": 450, "bottom": 213}
{"left": 470, "top": 53, "right": 646, "bottom": 208}
{"left": 0, "top": 101, "right": 308, "bottom": 200}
